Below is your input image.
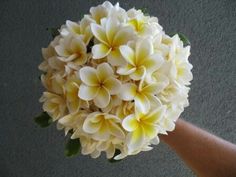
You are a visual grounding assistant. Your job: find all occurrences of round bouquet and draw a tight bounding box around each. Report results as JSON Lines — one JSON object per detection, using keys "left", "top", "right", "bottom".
{"left": 36, "top": 1, "right": 193, "bottom": 161}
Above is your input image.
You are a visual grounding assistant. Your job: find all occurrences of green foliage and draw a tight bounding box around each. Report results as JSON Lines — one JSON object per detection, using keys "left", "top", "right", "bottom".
{"left": 169, "top": 32, "right": 191, "bottom": 46}
{"left": 46, "top": 27, "right": 60, "bottom": 38}
{"left": 34, "top": 112, "right": 52, "bottom": 128}
{"left": 65, "top": 138, "right": 81, "bottom": 157}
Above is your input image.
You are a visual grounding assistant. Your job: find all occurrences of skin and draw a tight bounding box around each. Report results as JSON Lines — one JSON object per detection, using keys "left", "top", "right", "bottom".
{"left": 160, "top": 119, "right": 236, "bottom": 177}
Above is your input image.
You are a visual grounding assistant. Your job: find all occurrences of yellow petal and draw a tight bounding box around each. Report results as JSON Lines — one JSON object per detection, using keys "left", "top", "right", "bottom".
{"left": 127, "top": 126, "right": 145, "bottom": 153}
{"left": 142, "top": 123, "right": 158, "bottom": 139}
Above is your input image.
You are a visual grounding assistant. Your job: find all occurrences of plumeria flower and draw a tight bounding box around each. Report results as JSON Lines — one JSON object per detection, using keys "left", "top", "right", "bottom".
{"left": 83, "top": 112, "right": 125, "bottom": 141}
{"left": 58, "top": 110, "right": 88, "bottom": 135}
{"left": 39, "top": 92, "right": 67, "bottom": 121}
{"left": 60, "top": 17, "right": 94, "bottom": 44}
{"left": 55, "top": 35, "right": 87, "bottom": 65}
{"left": 119, "top": 81, "right": 163, "bottom": 113}
{"left": 41, "top": 73, "right": 65, "bottom": 95}
{"left": 127, "top": 9, "right": 162, "bottom": 36}
{"left": 122, "top": 106, "right": 166, "bottom": 153}
{"left": 64, "top": 75, "right": 89, "bottom": 113}
{"left": 91, "top": 17, "right": 134, "bottom": 66}
{"left": 117, "top": 38, "right": 164, "bottom": 80}
{"left": 78, "top": 63, "right": 121, "bottom": 108}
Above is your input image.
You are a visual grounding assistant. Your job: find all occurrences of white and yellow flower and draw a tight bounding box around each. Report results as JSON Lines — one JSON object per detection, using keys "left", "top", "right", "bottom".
{"left": 127, "top": 8, "right": 162, "bottom": 36}
{"left": 60, "top": 18, "right": 93, "bottom": 45}
{"left": 78, "top": 63, "right": 121, "bottom": 108}
{"left": 39, "top": 92, "right": 67, "bottom": 121}
{"left": 119, "top": 81, "right": 163, "bottom": 113}
{"left": 91, "top": 17, "right": 134, "bottom": 66}
{"left": 83, "top": 112, "right": 125, "bottom": 141}
{"left": 64, "top": 75, "right": 89, "bottom": 113}
{"left": 122, "top": 106, "right": 166, "bottom": 153}
{"left": 55, "top": 35, "right": 87, "bottom": 65}
{"left": 117, "top": 38, "right": 164, "bottom": 80}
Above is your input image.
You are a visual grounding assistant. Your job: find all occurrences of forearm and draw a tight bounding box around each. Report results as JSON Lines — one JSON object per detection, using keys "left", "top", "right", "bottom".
{"left": 160, "top": 119, "right": 236, "bottom": 177}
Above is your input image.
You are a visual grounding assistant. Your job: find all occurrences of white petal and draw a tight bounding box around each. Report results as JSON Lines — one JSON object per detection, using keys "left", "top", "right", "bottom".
{"left": 105, "top": 17, "right": 119, "bottom": 44}
{"left": 118, "top": 83, "right": 137, "bottom": 101}
{"left": 83, "top": 114, "right": 101, "bottom": 134}
{"left": 78, "top": 84, "right": 98, "bottom": 100}
{"left": 122, "top": 114, "right": 138, "bottom": 132}
{"left": 94, "top": 87, "right": 110, "bottom": 108}
{"left": 79, "top": 66, "right": 99, "bottom": 86}
{"left": 119, "top": 45, "right": 135, "bottom": 65}
{"left": 92, "top": 43, "right": 111, "bottom": 59}
{"left": 97, "top": 63, "right": 114, "bottom": 81}
{"left": 135, "top": 93, "right": 150, "bottom": 113}
{"left": 103, "top": 77, "right": 121, "bottom": 95}
{"left": 136, "top": 38, "right": 153, "bottom": 60}
{"left": 109, "top": 121, "right": 125, "bottom": 139}
{"left": 107, "top": 49, "right": 126, "bottom": 66}
{"left": 90, "top": 23, "right": 108, "bottom": 45}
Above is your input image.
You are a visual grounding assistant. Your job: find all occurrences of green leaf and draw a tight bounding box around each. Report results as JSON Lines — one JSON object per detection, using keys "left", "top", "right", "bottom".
{"left": 34, "top": 112, "right": 53, "bottom": 128}
{"left": 168, "top": 32, "right": 190, "bottom": 46}
{"left": 140, "top": 7, "right": 150, "bottom": 16}
{"left": 108, "top": 149, "right": 122, "bottom": 163}
{"left": 65, "top": 138, "right": 81, "bottom": 157}
{"left": 46, "top": 27, "right": 60, "bottom": 38}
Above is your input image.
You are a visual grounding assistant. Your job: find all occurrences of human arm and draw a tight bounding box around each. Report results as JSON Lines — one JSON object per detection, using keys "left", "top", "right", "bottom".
{"left": 160, "top": 119, "right": 236, "bottom": 177}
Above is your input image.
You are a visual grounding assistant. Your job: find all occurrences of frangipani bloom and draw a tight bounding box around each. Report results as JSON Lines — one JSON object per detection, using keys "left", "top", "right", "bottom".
{"left": 38, "top": 1, "right": 193, "bottom": 160}
{"left": 118, "top": 38, "right": 164, "bottom": 80}
{"left": 64, "top": 75, "right": 89, "bottom": 113}
{"left": 39, "top": 92, "right": 67, "bottom": 121}
{"left": 78, "top": 63, "right": 121, "bottom": 108}
{"left": 83, "top": 112, "right": 125, "bottom": 141}
{"left": 91, "top": 17, "right": 134, "bottom": 66}
{"left": 119, "top": 81, "right": 163, "bottom": 113}
{"left": 60, "top": 18, "right": 93, "bottom": 44}
{"left": 122, "top": 106, "right": 166, "bottom": 153}
{"left": 55, "top": 35, "right": 87, "bottom": 65}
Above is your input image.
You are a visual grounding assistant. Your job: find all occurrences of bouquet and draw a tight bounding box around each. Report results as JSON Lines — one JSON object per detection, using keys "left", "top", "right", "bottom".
{"left": 36, "top": 1, "right": 193, "bottom": 161}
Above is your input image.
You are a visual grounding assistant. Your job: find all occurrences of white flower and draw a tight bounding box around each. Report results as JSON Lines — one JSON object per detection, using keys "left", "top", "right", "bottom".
{"left": 91, "top": 17, "right": 134, "bottom": 66}
{"left": 122, "top": 106, "right": 166, "bottom": 153}
{"left": 39, "top": 92, "right": 67, "bottom": 121}
{"left": 119, "top": 81, "right": 163, "bottom": 113}
{"left": 64, "top": 75, "right": 89, "bottom": 113}
{"left": 55, "top": 35, "right": 87, "bottom": 65}
{"left": 117, "top": 38, "right": 164, "bottom": 80}
{"left": 83, "top": 112, "right": 125, "bottom": 141}
{"left": 60, "top": 18, "right": 93, "bottom": 44}
{"left": 78, "top": 63, "right": 121, "bottom": 108}
{"left": 38, "top": 1, "right": 193, "bottom": 160}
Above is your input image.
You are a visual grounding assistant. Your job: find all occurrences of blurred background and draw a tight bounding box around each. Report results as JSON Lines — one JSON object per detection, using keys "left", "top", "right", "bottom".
{"left": 0, "top": 0, "right": 235, "bottom": 176}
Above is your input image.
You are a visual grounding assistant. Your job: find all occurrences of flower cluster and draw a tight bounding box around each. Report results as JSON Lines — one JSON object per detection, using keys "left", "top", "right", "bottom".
{"left": 39, "top": 1, "right": 193, "bottom": 160}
